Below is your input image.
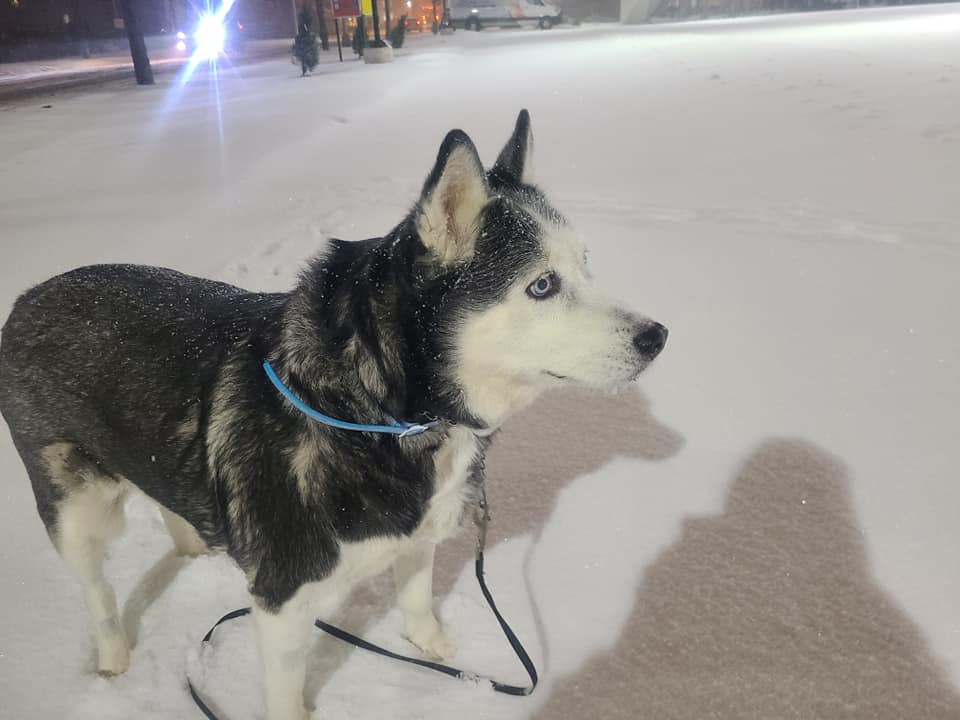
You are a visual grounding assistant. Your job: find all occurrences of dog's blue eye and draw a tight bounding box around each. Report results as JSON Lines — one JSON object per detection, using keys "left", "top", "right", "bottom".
{"left": 527, "top": 272, "right": 559, "bottom": 299}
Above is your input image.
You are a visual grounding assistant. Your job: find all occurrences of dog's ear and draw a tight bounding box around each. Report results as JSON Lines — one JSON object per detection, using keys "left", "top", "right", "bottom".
{"left": 492, "top": 109, "right": 534, "bottom": 185}
{"left": 416, "top": 130, "right": 490, "bottom": 264}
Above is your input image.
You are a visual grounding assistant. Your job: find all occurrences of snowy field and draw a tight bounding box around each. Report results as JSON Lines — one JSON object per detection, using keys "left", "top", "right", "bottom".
{"left": 2, "top": 6, "right": 960, "bottom": 719}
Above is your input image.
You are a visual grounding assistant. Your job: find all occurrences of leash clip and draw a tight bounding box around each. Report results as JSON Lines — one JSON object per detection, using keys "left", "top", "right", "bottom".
{"left": 474, "top": 485, "right": 490, "bottom": 556}
{"left": 458, "top": 671, "right": 485, "bottom": 685}
{"left": 398, "top": 424, "right": 431, "bottom": 438}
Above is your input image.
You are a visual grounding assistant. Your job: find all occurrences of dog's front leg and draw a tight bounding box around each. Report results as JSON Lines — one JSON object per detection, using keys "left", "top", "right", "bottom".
{"left": 393, "top": 542, "right": 452, "bottom": 659}
{"left": 253, "top": 597, "right": 317, "bottom": 720}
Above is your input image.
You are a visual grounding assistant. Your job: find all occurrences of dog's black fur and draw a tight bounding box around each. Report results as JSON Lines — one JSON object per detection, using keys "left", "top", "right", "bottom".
{"left": 0, "top": 111, "right": 575, "bottom": 611}
{"left": 0, "top": 114, "right": 667, "bottom": 716}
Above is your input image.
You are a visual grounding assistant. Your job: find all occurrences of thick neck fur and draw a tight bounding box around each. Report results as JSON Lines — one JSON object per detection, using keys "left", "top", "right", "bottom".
{"left": 268, "top": 222, "right": 481, "bottom": 431}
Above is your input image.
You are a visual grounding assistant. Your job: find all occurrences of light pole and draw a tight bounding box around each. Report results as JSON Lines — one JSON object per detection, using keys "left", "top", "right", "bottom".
{"left": 372, "top": 0, "right": 383, "bottom": 42}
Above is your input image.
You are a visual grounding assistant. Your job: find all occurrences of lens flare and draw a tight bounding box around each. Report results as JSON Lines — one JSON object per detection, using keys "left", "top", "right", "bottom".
{"left": 195, "top": 13, "right": 226, "bottom": 60}
{"left": 166, "top": 0, "right": 239, "bottom": 136}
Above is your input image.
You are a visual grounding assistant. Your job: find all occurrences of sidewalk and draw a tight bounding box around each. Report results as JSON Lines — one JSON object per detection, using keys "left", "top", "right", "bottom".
{"left": 0, "top": 38, "right": 292, "bottom": 100}
{"left": 0, "top": 30, "right": 449, "bottom": 102}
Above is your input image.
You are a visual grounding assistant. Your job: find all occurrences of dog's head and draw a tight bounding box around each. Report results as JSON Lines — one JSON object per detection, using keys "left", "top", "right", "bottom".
{"left": 413, "top": 111, "right": 668, "bottom": 428}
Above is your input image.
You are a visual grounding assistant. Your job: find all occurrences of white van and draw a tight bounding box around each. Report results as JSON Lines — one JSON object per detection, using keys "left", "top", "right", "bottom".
{"left": 449, "top": 0, "right": 563, "bottom": 30}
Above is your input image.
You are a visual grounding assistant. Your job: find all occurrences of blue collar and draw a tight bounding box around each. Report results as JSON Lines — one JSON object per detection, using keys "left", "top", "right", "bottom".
{"left": 263, "top": 361, "right": 439, "bottom": 438}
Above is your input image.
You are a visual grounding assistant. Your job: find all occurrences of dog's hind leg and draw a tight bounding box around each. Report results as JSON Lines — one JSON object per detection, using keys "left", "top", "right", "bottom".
{"left": 159, "top": 505, "right": 208, "bottom": 557}
{"left": 32, "top": 443, "right": 131, "bottom": 675}
{"left": 393, "top": 542, "right": 452, "bottom": 660}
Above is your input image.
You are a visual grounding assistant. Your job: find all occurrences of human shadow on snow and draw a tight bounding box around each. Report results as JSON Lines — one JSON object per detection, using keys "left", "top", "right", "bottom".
{"left": 532, "top": 438, "right": 960, "bottom": 720}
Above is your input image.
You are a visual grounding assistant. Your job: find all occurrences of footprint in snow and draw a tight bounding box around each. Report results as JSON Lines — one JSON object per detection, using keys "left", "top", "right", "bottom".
{"left": 263, "top": 240, "right": 283, "bottom": 256}
{"left": 922, "top": 124, "right": 960, "bottom": 142}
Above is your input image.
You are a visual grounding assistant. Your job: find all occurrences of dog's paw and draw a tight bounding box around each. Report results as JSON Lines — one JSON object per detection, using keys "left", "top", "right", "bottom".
{"left": 265, "top": 701, "right": 311, "bottom": 720}
{"left": 405, "top": 613, "right": 454, "bottom": 660}
{"left": 267, "top": 708, "right": 310, "bottom": 720}
{"left": 96, "top": 640, "right": 130, "bottom": 676}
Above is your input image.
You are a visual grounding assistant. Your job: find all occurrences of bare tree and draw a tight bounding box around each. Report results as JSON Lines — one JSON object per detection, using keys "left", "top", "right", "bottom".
{"left": 118, "top": 0, "right": 154, "bottom": 85}
{"left": 313, "top": 0, "right": 331, "bottom": 51}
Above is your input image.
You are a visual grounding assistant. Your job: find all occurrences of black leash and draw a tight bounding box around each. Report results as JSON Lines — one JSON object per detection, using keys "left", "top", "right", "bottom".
{"left": 187, "top": 491, "right": 538, "bottom": 719}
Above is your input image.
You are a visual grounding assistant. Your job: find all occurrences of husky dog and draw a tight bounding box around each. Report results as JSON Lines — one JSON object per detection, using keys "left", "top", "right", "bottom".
{"left": 0, "top": 111, "right": 667, "bottom": 720}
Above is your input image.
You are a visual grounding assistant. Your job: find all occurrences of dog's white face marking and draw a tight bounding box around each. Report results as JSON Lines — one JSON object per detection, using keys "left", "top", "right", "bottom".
{"left": 410, "top": 112, "right": 666, "bottom": 429}
{"left": 454, "top": 217, "right": 656, "bottom": 428}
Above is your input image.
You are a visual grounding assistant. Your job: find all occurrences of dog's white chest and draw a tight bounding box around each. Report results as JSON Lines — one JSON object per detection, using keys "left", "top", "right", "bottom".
{"left": 329, "top": 427, "right": 480, "bottom": 587}
{"left": 417, "top": 426, "right": 480, "bottom": 543}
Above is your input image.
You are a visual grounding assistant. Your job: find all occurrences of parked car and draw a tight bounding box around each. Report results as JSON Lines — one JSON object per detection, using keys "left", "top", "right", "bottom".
{"left": 449, "top": 0, "right": 562, "bottom": 30}
{"left": 404, "top": 14, "right": 432, "bottom": 31}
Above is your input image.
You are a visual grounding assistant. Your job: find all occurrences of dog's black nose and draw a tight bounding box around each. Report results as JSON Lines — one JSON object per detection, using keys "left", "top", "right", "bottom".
{"left": 634, "top": 322, "right": 668, "bottom": 359}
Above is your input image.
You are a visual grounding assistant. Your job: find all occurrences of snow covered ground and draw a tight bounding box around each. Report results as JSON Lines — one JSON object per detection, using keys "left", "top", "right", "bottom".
{"left": 2, "top": 6, "right": 960, "bottom": 719}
